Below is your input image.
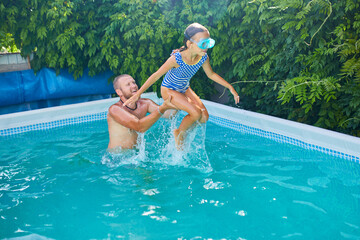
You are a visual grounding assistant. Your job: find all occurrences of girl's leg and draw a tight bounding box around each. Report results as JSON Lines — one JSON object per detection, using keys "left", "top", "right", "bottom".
{"left": 184, "top": 87, "right": 209, "bottom": 123}
{"left": 161, "top": 87, "right": 202, "bottom": 147}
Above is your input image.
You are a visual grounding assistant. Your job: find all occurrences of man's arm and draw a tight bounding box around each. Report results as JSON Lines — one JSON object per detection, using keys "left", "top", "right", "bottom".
{"left": 145, "top": 98, "right": 178, "bottom": 118}
{"left": 108, "top": 105, "right": 163, "bottom": 133}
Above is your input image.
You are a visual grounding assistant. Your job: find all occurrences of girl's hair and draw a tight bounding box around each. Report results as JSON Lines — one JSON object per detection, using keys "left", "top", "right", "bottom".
{"left": 178, "top": 23, "right": 208, "bottom": 52}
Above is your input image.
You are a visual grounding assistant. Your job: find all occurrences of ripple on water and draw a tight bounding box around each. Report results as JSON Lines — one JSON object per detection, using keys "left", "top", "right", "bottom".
{"left": 307, "top": 177, "right": 331, "bottom": 188}
{"left": 293, "top": 200, "right": 327, "bottom": 214}
{"left": 5, "top": 233, "right": 55, "bottom": 240}
{"left": 274, "top": 165, "right": 303, "bottom": 171}
{"left": 203, "top": 178, "right": 231, "bottom": 190}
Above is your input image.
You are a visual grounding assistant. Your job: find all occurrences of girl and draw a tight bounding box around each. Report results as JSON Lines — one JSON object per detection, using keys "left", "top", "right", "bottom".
{"left": 124, "top": 23, "right": 240, "bottom": 147}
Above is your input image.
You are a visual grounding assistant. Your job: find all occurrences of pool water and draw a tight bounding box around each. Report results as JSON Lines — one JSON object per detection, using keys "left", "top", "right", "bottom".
{"left": 1, "top": 116, "right": 360, "bottom": 239}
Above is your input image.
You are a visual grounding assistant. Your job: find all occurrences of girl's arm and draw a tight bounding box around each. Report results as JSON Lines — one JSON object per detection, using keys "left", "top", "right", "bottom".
{"left": 123, "top": 55, "right": 178, "bottom": 107}
{"left": 202, "top": 57, "right": 240, "bottom": 104}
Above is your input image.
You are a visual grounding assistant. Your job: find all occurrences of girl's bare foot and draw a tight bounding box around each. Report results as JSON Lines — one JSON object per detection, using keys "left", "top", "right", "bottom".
{"left": 174, "top": 129, "right": 184, "bottom": 150}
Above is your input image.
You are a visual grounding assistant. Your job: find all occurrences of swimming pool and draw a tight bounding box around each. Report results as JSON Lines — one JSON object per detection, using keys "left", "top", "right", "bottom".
{"left": 1, "top": 95, "right": 360, "bottom": 239}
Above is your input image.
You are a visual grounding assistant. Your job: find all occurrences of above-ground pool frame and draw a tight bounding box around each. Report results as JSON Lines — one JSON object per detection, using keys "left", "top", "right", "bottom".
{"left": 1, "top": 93, "right": 359, "bottom": 163}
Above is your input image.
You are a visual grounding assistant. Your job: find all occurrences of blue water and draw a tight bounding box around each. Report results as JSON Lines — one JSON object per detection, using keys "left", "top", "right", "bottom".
{"left": 1, "top": 116, "right": 360, "bottom": 239}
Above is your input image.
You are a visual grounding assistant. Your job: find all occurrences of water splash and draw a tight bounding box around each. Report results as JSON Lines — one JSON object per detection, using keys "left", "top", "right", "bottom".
{"left": 102, "top": 112, "right": 212, "bottom": 173}
{"left": 158, "top": 118, "right": 212, "bottom": 173}
{"left": 101, "top": 133, "right": 147, "bottom": 168}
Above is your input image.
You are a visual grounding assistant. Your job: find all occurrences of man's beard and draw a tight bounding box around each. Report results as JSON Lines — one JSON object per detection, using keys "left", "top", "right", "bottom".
{"left": 121, "top": 89, "right": 137, "bottom": 99}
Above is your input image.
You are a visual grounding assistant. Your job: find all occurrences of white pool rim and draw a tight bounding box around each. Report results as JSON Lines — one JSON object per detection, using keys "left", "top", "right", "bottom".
{"left": 0, "top": 93, "right": 359, "bottom": 163}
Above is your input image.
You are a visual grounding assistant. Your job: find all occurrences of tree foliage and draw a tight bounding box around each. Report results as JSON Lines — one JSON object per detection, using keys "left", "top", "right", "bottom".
{"left": 212, "top": 0, "right": 360, "bottom": 136}
{"left": 1, "top": 0, "right": 359, "bottom": 136}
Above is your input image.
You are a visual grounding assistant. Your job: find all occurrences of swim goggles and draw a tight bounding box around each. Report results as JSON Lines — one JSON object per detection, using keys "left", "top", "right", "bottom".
{"left": 185, "top": 32, "right": 215, "bottom": 49}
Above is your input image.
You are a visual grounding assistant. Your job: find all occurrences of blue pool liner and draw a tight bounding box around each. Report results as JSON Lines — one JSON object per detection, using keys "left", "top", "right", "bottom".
{"left": 0, "top": 68, "right": 115, "bottom": 114}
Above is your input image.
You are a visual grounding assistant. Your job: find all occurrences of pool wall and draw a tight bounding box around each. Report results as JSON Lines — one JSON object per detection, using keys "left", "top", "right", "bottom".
{"left": 0, "top": 93, "right": 359, "bottom": 163}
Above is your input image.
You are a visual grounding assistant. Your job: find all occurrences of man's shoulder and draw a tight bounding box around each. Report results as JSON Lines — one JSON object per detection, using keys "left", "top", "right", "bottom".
{"left": 138, "top": 98, "right": 157, "bottom": 106}
{"left": 109, "top": 102, "right": 122, "bottom": 110}
{"left": 108, "top": 102, "right": 124, "bottom": 115}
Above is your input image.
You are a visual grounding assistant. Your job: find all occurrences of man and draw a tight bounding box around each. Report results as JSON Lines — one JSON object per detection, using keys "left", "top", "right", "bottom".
{"left": 107, "top": 74, "right": 175, "bottom": 149}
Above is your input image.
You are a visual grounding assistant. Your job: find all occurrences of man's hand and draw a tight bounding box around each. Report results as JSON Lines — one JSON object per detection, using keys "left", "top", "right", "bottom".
{"left": 123, "top": 93, "right": 140, "bottom": 107}
{"left": 159, "top": 95, "right": 178, "bottom": 114}
{"left": 163, "top": 95, "right": 177, "bottom": 110}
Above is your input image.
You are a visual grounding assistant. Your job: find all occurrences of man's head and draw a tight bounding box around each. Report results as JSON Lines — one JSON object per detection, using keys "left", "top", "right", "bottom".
{"left": 113, "top": 74, "right": 139, "bottom": 99}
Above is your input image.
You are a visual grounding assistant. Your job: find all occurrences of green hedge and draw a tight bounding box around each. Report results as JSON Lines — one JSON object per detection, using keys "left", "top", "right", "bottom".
{"left": 1, "top": 0, "right": 359, "bottom": 136}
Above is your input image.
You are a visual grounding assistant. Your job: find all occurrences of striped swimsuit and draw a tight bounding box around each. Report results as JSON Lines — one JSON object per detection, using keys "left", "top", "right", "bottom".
{"left": 161, "top": 51, "right": 208, "bottom": 93}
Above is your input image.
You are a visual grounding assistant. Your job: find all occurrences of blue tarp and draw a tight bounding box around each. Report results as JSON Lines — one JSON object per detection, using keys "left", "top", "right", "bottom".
{"left": 0, "top": 68, "right": 115, "bottom": 114}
